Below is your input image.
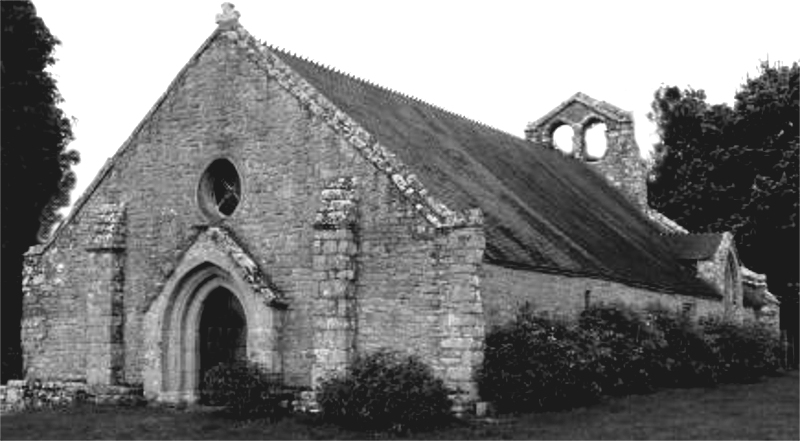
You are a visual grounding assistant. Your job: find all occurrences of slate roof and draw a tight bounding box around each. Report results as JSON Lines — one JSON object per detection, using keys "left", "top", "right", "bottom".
{"left": 271, "top": 48, "right": 719, "bottom": 299}
{"left": 667, "top": 233, "right": 725, "bottom": 261}
{"left": 35, "top": 18, "right": 718, "bottom": 300}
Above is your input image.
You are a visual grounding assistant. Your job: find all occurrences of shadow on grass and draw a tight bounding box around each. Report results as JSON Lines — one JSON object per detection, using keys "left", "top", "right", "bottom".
{"left": 2, "top": 371, "right": 797, "bottom": 440}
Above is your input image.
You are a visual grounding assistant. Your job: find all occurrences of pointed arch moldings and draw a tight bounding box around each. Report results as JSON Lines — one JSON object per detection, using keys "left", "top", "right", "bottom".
{"left": 141, "top": 226, "right": 285, "bottom": 402}
{"left": 141, "top": 226, "right": 286, "bottom": 316}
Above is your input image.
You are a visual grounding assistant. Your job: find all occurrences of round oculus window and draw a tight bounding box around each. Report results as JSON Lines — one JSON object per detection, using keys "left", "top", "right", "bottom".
{"left": 198, "top": 158, "right": 241, "bottom": 219}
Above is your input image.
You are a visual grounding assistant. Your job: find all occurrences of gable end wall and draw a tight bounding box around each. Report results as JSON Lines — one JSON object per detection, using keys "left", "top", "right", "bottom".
{"left": 21, "top": 31, "right": 485, "bottom": 392}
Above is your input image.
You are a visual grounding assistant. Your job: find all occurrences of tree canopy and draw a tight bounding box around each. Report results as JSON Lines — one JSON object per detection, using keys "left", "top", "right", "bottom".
{"left": 648, "top": 61, "right": 798, "bottom": 333}
{"left": 1, "top": 0, "right": 79, "bottom": 381}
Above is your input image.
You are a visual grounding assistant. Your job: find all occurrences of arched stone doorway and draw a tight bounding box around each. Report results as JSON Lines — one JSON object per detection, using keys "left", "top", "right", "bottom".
{"left": 142, "top": 227, "right": 285, "bottom": 403}
{"left": 198, "top": 287, "right": 247, "bottom": 393}
{"left": 160, "top": 266, "right": 250, "bottom": 403}
{"left": 144, "top": 264, "right": 280, "bottom": 403}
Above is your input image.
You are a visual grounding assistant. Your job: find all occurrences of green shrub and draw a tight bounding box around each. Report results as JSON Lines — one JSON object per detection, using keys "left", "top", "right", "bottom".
{"left": 479, "top": 301, "right": 783, "bottom": 414}
{"left": 477, "top": 304, "right": 604, "bottom": 413}
{"left": 644, "top": 304, "right": 717, "bottom": 387}
{"left": 578, "top": 302, "right": 665, "bottom": 395}
{"left": 201, "top": 361, "right": 287, "bottom": 419}
{"left": 317, "top": 349, "right": 453, "bottom": 433}
{"left": 701, "top": 315, "right": 782, "bottom": 383}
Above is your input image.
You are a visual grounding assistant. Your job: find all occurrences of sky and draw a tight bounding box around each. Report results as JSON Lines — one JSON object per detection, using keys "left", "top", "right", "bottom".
{"left": 33, "top": 0, "right": 799, "bottom": 212}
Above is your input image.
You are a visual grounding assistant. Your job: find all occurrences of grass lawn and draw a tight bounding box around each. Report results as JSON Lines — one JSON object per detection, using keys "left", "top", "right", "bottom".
{"left": 2, "top": 371, "right": 797, "bottom": 440}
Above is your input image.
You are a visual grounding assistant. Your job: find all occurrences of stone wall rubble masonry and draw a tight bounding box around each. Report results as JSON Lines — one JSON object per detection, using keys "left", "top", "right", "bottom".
{"left": 84, "top": 203, "right": 127, "bottom": 386}
{"left": 590, "top": 121, "right": 649, "bottom": 209}
{"left": 310, "top": 177, "right": 358, "bottom": 386}
{"left": 481, "top": 263, "right": 727, "bottom": 329}
{"left": 432, "top": 220, "right": 486, "bottom": 400}
{"left": 23, "top": 7, "right": 769, "bottom": 409}
{"left": 20, "top": 12, "right": 482, "bottom": 398}
{"left": 0, "top": 380, "right": 144, "bottom": 414}
{"left": 741, "top": 267, "right": 780, "bottom": 333}
{"left": 21, "top": 203, "right": 126, "bottom": 382}
{"left": 696, "top": 232, "right": 743, "bottom": 314}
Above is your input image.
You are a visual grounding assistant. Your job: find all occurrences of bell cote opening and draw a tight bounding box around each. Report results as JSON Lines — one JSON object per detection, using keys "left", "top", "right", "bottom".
{"left": 525, "top": 92, "right": 648, "bottom": 209}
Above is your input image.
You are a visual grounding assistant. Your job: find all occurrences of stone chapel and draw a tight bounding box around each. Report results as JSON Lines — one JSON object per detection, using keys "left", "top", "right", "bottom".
{"left": 20, "top": 4, "right": 778, "bottom": 403}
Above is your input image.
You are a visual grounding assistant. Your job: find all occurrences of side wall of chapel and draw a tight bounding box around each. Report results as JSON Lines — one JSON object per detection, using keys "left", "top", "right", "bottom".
{"left": 481, "top": 263, "right": 726, "bottom": 329}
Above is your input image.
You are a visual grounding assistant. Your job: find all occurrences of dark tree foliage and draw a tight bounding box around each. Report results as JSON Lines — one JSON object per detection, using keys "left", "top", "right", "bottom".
{"left": 648, "top": 61, "right": 799, "bottom": 364}
{"left": 1, "top": 0, "right": 79, "bottom": 381}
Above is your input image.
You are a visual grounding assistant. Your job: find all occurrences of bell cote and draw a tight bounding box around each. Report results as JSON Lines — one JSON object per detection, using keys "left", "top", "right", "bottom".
{"left": 525, "top": 92, "right": 649, "bottom": 209}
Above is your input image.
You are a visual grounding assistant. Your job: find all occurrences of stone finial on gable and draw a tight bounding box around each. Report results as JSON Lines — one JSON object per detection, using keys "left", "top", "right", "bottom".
{"left": 216, "top": 3, "right": 240, "bottom": 27}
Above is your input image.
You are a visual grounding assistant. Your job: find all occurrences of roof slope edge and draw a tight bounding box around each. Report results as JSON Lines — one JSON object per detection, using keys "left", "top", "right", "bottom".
{"left": 29, "top": 30, "right": 222, "bottom": 255}
{"left": 218, "top": 24, "right": 479, "bottom": 230}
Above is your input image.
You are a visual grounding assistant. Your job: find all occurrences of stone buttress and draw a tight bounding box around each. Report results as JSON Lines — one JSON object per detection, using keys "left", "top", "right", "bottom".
{"left": 432, "top": 208, "right": 486, "bottom": 402}
{"left": 83, "top": 203, "right": 127, "bottom": 385}
{"left": 310, "top": 177, "right": 359, "bottom": 385}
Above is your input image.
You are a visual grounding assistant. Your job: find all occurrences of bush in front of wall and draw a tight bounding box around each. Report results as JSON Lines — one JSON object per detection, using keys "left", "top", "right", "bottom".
{"left": 476, "top": 304, "right": 604, "bottom": 413}
{"left": 201, "top": 361, "right": 287, "bottom": 419}
{"left": 701, "top": 315, "right": 782, "bottom": 383}
{"left": 578, "top": 302, "right": 667, "bottom": 396}
{"left": 316, "top": 349, "right": 454, "bottom": 433}
{"left": 644, "top": 304, "right": 718, "bottom": 387}
{"left": 478, "top": 300, "right": 785, "bottom": 415}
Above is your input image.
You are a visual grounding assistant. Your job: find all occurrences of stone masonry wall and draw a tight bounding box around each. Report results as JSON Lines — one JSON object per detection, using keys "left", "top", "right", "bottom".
{"left": 353, "top": 183, "right": 485, "bottom": 399}
{"left": 696, "top": 232, "right": 743, "bottom": 314}
{"left": 22, "top": 203, "right": 127, "bottom": 383}
{"left": 310, "top": 177, "right": 358, "bottom": 385}
{"left": 22, "top": 24, "right": 480, "bottom": 392}
{"left": 21, "top": 240, "right": 89, "bottom": 381}
{"left": 21, "top": 251, "right": 86, "bottom": 381}
{"left": 84, "top": 203, "right": 127, "bottom": 386}
{"left": 21, "top": 34, "right": 363, "bottom": 387}
{"left": 481, "top": 263, "right": 725, "bottom": 329}
{"left": 306, "top": 176, "right": 487, "bottom": 399}
{"left": 354, "top": 186, "right": 442, "bottom": 369}
{"left": 589, "top": 121, "right": 649, "bottom": 209}
{"left": 0, "top": 380, "right": 143, "bottom": 414}
{"left": 432, "top": 220, "right": 485, "bottom": 399}
{"left": 742, "top": 270, "right": 780, "bottom": 333}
